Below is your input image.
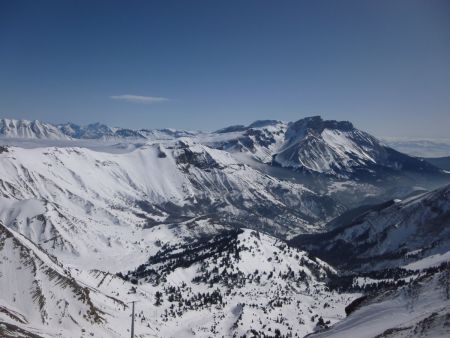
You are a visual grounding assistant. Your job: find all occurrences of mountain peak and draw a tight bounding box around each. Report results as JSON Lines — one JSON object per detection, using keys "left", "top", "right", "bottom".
{"left": 274, "top": 116, "right": 430, "bottom": 176}
{"left": 289, "top": 116, "right": 354, "bottom": 135}
{"left": 248, "top": 119, "right": 282, "bottom": 128}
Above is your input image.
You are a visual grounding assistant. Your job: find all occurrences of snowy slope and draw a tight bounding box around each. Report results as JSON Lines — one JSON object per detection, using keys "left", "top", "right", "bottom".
{"left": 0, "top": 224, "right": 357, "bottom": 337}
{"left": 0, "top": 141, "right": 342, "bottom": 271}
{"left": 0, "top": 222, "right": 131, "bottom": 338}
{"left": 291, "top": 184, "right": 450, "bottom": 271}
{"left": 1, "top": 115, "right": 449, "bottom": 337}
{"left": 199, "top": 120, "right": 287, "bottom": 164}
{"left": 118, "top": 229, "right": 357, "bottom": 338}
{"left": 310, "top": 268, "right": 450, "bottom": 338}
{"left": 2, "top": 116, "right": 447, "bottom": 212}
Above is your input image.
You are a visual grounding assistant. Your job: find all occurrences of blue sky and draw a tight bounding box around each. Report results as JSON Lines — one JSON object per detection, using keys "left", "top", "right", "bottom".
{"left": 1, "top": 0, "right": 449, "bottom": 137}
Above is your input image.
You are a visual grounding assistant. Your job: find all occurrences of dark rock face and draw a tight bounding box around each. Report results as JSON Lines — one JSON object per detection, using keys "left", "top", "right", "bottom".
{"left": 286, "top": 116, "right": 354, "bottom": 138}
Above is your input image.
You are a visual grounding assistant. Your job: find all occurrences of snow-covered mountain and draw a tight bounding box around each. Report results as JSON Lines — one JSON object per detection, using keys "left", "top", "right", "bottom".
{"left": 2, "top": 116, "right": 448, "bottom": 207}
{"left": 202, "top": 116, "right": 443, "bottom": 179}
{"left": 1, "top": 115, "right": 450, "bottom": 337}
{"left": 119, "top": 229, "right": 357, "bottom": 338}
{"left": 0, "top": 140, "right": 343, "bottom": 271}
{"left": 197, "top": 116, "right": 449, "bottom": 207}
{"left": 0, "top": 222, "right": 357, "bottom": 337}
{"left": 0, "top": 118, "right": 71, "bottom": 140}
{"left": 291, "top": 184, "right": 450, "bottom": 272}
{"left": 0, "top": 221, "right": 129, "bottom": 337}
{"left": 0, "top": 116, "right": 443, "bottom": 178}
{"left": 0, "top": 118, "right": 195, "bottom": 141}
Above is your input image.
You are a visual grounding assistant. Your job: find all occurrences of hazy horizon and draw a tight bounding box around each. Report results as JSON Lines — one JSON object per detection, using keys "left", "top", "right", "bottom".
{"left": 2, "top": 113, "right": 450, "bottom": 142}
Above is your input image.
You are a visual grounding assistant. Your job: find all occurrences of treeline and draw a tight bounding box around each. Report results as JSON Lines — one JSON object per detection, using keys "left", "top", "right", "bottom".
{"left": 328, "top": 262, "right": 450, "bottom": 293}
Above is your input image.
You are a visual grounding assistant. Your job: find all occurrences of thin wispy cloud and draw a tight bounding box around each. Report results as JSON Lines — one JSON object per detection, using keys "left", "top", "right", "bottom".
{"left": 110, "top": 94, "right": 169, "bottom": 104}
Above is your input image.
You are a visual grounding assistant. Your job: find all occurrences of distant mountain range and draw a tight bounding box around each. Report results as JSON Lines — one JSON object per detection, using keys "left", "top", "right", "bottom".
{"left": 3, "top": 116, "right": 449, "bottom": 209}
{"left": 0, "top": 116, "right": 445, "bottom": 177}
{"left": 0, "top": 117, "right": 195, "bottom": 141}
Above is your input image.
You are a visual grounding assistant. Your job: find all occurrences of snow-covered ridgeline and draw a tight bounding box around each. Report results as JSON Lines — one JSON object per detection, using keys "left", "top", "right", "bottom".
{"left": 0, "top": 141, "right": 342, "bottom": 271}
